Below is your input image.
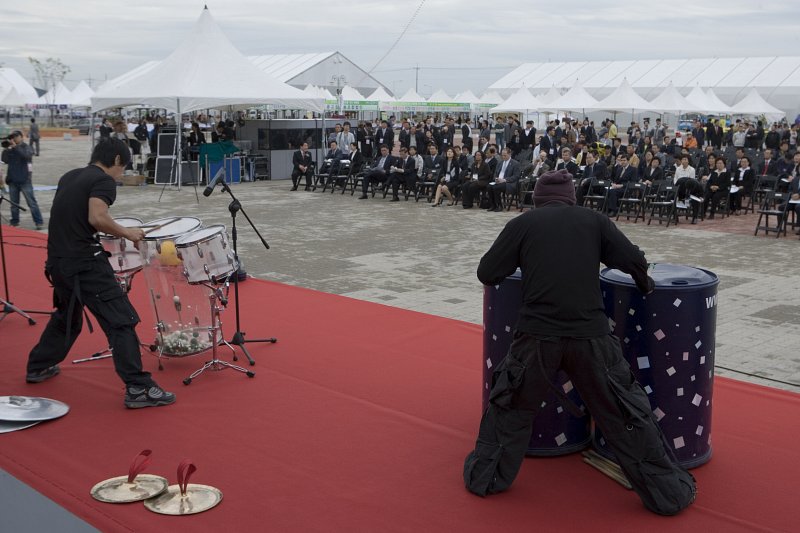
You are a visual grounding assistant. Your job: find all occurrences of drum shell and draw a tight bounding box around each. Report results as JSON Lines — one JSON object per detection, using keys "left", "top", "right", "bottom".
{"left": 175, "top": 226, "right": 237, "bottom": 284}
{"left": 594, "top": 264, "right": 719, "bottom": 468}
{"left": 99, "top": 217, "right": 143, "bottom": 274}
{"left": 483, "top": 270, "right": 590, "bottom": 456}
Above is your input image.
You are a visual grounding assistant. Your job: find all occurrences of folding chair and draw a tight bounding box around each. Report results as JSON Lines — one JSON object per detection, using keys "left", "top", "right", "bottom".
{"left": 754, "top": 191, "right": 791, "bottom": 238}
{"left": 647, "top": 183, "right": 679, "bottom": 226}
{"left": 583, "top": 178, "right": 610, "bottom": 213}
{"left": 616, "top": 182, "right": 647, "bottom": 223}
{"left": 323, "top": 159, "right": 351, "bottom": 193}
{"left": 745, "top": 175, "right": 777, "bottom": 215}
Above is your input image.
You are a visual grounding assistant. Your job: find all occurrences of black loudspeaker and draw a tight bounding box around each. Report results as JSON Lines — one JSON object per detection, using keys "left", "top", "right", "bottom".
{"left": 157, "top": 133, "right": 177, "bottom": 156}
{"left": 155, "top": 158, "right": 200, "bottom": 185}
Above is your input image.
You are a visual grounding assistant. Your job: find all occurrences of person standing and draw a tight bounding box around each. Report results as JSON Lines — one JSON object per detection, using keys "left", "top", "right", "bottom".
{"left": 25, "top": 138, "right": 175, "bottom": 409}
{"left": 2, "top": 131, "right": 44, "bottom": 229}
{"left": 28, "top": 118, "right": 41, "bottom": 156}
{"left": 463, "top": 169, "right": 696, "bottom": 515}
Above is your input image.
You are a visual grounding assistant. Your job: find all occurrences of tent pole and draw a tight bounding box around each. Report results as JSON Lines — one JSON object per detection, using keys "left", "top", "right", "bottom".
{"left": 176, "top": 98, "right": 182, "bottom": 191}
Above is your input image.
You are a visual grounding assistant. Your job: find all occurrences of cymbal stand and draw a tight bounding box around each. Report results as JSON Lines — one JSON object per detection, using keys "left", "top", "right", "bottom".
{"left": 183, "top": 282, "right": 254, "bottom": 385}
{"left": 0, "top": 194, "right": 52, "bottom": 325}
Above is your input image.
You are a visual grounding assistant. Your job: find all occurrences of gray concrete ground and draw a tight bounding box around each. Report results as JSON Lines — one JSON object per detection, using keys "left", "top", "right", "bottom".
{"left": 7, "top": 137, "right": 800, "bottom": 391}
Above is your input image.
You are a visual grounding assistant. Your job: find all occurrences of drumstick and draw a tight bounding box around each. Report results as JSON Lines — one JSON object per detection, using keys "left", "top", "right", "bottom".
{"left": 582, "top": 450, "right": 632, "bottom": 489}
{"left": 142, "top": 217, "right": 182, "bottom": 234}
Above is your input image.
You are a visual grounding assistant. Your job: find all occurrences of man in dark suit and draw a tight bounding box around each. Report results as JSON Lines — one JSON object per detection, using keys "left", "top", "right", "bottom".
{"left": 374, "top": 120, "right": 394, "bottom": 152}
{"left": 705, "top": 120, "right": 723, "bottom": 149}
{"left": 409, "top": 124, "right": 426, "bottom": 153}
{"left": 398, "top": 123, "right": 411, "bottom": 150}
{"left": 539, "top": 126, "right": 558, "bottom": 163}
{"left": 691, "top": 121, "right": 706, "bottom": 148}
{"left": 487, "top": 148, "right": 521, "bottom": 211}
{"left": 387, "top": 146, "right": 417, "bottom": 201}
{"left": 359, "top": 144, "right": 395, "bottom": 199}
{"left": 317, "top": 140, "right": 343, "bottom": 189}
{"left": 759, "top": 149, "right": 779, "bottom": 177}
{"left": 606, "top": 153, "right": 638, "bottom": 215}
{"left": 555, "top": 147, "right": 579, "bottom": 176}
{"left": 461, "top": 119, "right": 474, "bottom": 153}
{"left": 521, "top": 121, "right": 537, "bottom": 151}
{"left": 576, "top": 151, "right": 607, "bottom": 206}
{"left": 291, "top": 141, "right": 314, "bottom": 190}
{"left": 424, "top": 143, "right": 444, "bottom": 182}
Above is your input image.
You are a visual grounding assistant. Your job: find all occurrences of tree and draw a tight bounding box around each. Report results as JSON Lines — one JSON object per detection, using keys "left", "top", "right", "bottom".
{"left": 28, "top": 57, "right": 71, "bottom": 126}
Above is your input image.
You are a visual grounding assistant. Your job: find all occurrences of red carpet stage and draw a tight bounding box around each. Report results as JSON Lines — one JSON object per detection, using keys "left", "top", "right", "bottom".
{"left": 0, "top": 225, "right": 798, "bottom": 532}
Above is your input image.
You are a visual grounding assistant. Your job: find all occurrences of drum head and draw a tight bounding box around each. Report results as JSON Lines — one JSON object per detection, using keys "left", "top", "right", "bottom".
{"left": 143, "top": 217, "right": 202, "bottom": 240}
{"left": 98, "top": 217, "right": 143, "bottom": 239}
{"left": 0, "top": 396, "right": 70, "bottom": 422}
{"left": 175, "top": 226, "right": 226, "bottom": 247}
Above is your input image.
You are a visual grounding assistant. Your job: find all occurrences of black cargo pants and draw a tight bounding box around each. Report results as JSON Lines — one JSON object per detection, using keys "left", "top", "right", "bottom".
{"left": 27, "top": 255, "right": 155, "bottom": 388}
{"left": 464, "top": 333, "right": 696, "bottom": 516}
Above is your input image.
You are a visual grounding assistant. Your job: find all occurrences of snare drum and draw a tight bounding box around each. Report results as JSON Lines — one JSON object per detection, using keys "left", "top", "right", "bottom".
{"left": 175, "top": 226, "right": 237, "bottom": 284}
{"left": 99, "top": 216, "right": 143, "bottom": 275}
{"left": 139, "top": 217, "right": 202, "bottom": 268}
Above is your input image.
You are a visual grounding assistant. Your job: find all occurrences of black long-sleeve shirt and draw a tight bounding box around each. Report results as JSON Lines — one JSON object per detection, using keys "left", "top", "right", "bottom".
{"left": 477, "top": 204, "right": 652, "bottom": 338}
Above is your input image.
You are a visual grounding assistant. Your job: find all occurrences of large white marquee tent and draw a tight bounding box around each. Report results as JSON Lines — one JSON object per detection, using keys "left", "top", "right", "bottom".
{"left": 490, "top": 57, "right": 800, "bottom": 118}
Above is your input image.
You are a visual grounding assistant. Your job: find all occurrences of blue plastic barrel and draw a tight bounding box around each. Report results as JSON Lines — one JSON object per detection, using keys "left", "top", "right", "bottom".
{"left": 483, "top": 270, "right": 590, "bottom": 456}
{"left": 595, "top": 263, "right": 719, "bottom": 468}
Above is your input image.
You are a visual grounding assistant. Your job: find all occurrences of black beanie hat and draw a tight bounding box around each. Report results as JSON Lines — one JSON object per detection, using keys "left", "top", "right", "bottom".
{"left": 533, "top": 169, "right": 576, "bottom": 207}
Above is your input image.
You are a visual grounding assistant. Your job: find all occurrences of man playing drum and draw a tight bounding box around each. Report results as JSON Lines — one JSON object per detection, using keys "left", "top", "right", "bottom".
{"left": 463, "top": 169, "right": 695, "bottom": 515}
{"left": 25, "top": 138, "right": 176, "bottom": 409}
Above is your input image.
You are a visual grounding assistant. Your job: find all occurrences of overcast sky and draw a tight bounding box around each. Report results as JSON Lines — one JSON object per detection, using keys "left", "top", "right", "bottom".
{"left": 1, "top": 0, "right": 797, "bottom": 96}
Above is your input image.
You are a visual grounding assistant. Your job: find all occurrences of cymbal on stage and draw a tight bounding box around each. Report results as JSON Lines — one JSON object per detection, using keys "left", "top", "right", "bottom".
{"left": 0, "top": 396, "right": 69, "bottom": 422}
{"left": 0, "top": 419, "right": 41, "bottom": 433}
{"left": 144, "top": 484, "right": 222, "bottom": 515}
{"left": 90, "top": 474, "right": 169, "bottom": 504}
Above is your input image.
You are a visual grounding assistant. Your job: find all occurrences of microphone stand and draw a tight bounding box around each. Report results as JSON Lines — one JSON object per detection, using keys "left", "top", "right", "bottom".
{"left": 214, "top": 180, "right": 276, "bottom": 365}
{"left": 0, "top": 195, "right": 52, "bottom": 325}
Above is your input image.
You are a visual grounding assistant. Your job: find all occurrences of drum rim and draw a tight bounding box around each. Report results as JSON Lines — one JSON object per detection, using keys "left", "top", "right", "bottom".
{"left": 174, "top": 225, "right": 227, "bottom": 247}
{"left": 141, "top": 216, "right": 202, "bottom": 240}
{"left": 98, "top": 216, "right": 143, "bottom": 239}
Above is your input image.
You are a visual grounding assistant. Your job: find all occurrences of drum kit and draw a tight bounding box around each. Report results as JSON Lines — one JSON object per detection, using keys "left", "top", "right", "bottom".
{"left": 74, "top": 216, "right": 254, "bottom": 384}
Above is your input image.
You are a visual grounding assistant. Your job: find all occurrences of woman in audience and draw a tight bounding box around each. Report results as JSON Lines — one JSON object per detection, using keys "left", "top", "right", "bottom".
{"left": 703, "top": 157, "right": 731, "bottom": 220}
{"left": 479, "top": 120, "right": 492, "bottom": 144}
{"left": 461, "top": 150, "right": 493, "bottom": 209}
{"left": 433, "top": 147, "right": 460, "bottom": 206}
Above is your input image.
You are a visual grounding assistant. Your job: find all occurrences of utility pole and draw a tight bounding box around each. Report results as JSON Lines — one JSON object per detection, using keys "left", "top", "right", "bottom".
{"left": 414, "top": 65, "right": 420, "bottom": 93}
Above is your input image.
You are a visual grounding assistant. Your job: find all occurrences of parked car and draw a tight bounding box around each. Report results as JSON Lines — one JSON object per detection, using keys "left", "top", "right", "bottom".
{"left": 71, "top": 119, "right": 93, "bottom": 135}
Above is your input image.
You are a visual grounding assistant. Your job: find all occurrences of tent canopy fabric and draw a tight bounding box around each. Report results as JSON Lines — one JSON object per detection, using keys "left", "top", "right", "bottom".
{"left": 396, "top": 88, "right": 426, "bottom": 103}
{"left": 490, "top": 86, "right": 543, "bottom": 113}
{"left": 538, "top": 85, "right": 562, "bottom": 104}
{"left": 454, "top": 90, "right": 481, "bottom": 104}
{"left": 69, "top": 81, "right": 95, "bottom": 107}
{"left": 729, "top": 88, "right": 784, "bottom": 116}
{"left": 38, "top": 82, "right": 72, "bottom": 106}
{"left": 647, "top": 82, "right": 703, "bottom": 113}
{"left": 427, "top": 89, "right": 454, "bottom": 103}
{"left": 366, "top": 86, "right": 394, "bottom": 101}
{"left": 542, "top": 79, "right": 598, "bottom": 112}
{"left": 705, "top": 89, "right": 734, "bottom": 114}
{"left": 91, "top": 8, "right": 323, "bottom": 113}
{"left": 0, "top": 68, "right": 40, "bottom": 106}
{"left": 587, "top": 78, "right": 655, "bottom": 112}
{"left": 479, "top": 91, "right": 504, "bottom": 105}
{"left": 340, "top": 85, "right": 364, "bottom": 101}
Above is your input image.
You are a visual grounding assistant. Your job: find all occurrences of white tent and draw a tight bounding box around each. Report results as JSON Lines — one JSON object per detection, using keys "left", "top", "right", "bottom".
{"left": 588, "top": 78, "right": 655, "bottom": 113}
{"left": 91, "top": 8, "right": 323, "bottom": 113}
{"left": 479, "top": 91, "right": 504, "bottom": 105}
{"left": 340, "top": 85, "right": 364, "bottom": 101}
{"left": 366, "top": 86, "right": 394, "bottom": 102}
{"left": 38, "top": 82, "right": 73, "bottom": 107}
{"left": 684, "top": 86, "right": 715, "bottom": 113}
{"left": 427, "top": 89, "right": 453, "bottom": 103}
{"left": 318, "top": 87, "right": 335, "bottom": 100}
{"left": 0, "top": 68, "right": 39, "bottom": 106}
{"left": 704, "top": 89, "right": 733, "bottom": 115}
{"left": 490, "top": 86, "right": 543, "bottom": 113}
{"left": 454, "top": 90, "right": 481, "bottom": 104}
{"left": 729, "top": 88, "right": 785, "bottom": 116}
{"left": 544, "top": 79, "right": 598, "bottom": 113}
{"left": 69, "top": 80, "right": 95, "bottom": 107}
{"left": 647, "top": 82, "right": 703, "bottom": 113}
{"left": 538, "top": 86, "right": 562, "bottom": 104}
{"left": 396, "top": 88, "right": 426, "bottom": 103}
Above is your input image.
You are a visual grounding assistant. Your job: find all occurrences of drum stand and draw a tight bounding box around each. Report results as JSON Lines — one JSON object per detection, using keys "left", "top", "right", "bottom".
{"left": 183, "top": 284, "right": 254, "bottom": 385}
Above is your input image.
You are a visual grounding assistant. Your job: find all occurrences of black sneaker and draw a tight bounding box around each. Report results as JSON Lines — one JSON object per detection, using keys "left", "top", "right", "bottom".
{"left": 124, "top": 384, "right": 176, "bottom": 409}
{"left": 26, "top": 365, "right": 60, "bottom": 383}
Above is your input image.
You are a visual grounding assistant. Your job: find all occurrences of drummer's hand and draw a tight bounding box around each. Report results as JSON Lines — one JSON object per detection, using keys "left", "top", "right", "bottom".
{"left": 125, "top": 228, "right": 146, "bottom": 243}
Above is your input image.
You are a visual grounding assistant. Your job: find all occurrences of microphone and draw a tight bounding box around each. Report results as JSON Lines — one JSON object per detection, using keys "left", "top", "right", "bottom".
{"left": 203, "top": 167, "right": 226, "bottom": 197}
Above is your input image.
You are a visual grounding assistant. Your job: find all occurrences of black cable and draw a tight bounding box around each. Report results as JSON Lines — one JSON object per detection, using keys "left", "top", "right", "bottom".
{"left": 716, "top": 364, "right": 800, "bottom": 389}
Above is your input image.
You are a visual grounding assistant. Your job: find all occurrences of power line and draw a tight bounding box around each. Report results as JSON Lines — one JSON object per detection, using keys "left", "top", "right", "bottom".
{"left": 356, "top": 0, "right": 427, "bottom": 87}
{"left": 373, "top": 65, "right": 517, "bottom": 73}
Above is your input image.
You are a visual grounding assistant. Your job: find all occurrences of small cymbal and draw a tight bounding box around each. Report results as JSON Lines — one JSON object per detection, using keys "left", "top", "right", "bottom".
{"left": 0, "top": 396, "right": 69, "bottom": 422}
{"left": 0, "top": 420, "right": 41, "bottom": 433}
{"left": 91, "top": 474, "right": 169, "bottom": 504}
{"left": 144, "top": 484, "right": 222, "bottom": 515}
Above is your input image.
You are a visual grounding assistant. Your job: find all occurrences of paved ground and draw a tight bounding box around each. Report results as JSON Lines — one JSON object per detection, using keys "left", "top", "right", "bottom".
{"left": 6, "top": 137, "right": 800, "bottom": 391}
